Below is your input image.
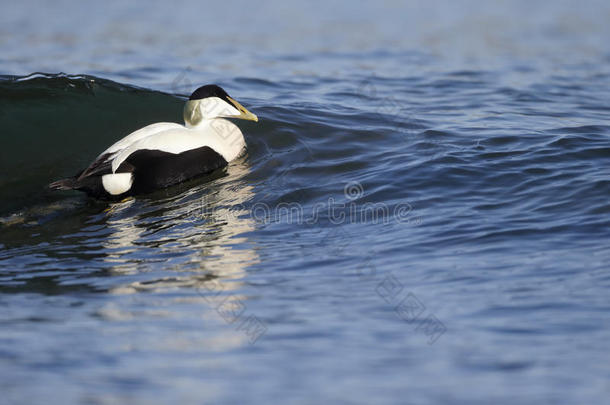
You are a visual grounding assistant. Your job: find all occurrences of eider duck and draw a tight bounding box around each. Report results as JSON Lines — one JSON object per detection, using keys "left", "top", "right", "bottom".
{"left": 49, "top": 85, "right": 257, "bottom": 198}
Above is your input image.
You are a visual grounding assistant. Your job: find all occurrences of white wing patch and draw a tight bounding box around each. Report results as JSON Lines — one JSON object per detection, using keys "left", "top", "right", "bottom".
{"left": 102, "top": 173, "right": 133, "bottom": 195}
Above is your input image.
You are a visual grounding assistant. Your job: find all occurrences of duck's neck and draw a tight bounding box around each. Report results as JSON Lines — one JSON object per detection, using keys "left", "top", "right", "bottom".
{"left": 186, "top": 118, "right": 246, "bottom": 162}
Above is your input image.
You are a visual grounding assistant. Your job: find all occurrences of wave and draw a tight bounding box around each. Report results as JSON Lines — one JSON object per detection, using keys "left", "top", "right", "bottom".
{"left": 0, "top": 73, "right": 187, "bottom": 213}
{"left": 2, "top": 72, "right": 609, "bottom": 250}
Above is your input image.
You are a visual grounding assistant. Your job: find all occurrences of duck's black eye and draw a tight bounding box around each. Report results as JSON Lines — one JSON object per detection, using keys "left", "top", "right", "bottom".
{"left": 189, "top": 84, "right": 230, "bottom": 102}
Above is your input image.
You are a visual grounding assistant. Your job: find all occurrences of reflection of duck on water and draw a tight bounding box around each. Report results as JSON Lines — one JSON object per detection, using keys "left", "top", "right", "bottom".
{"left": 97, "top": 162, "right": 264, "bottom": 348}
{"left": 106, "top": 161, "right": 259, "bottom": 296}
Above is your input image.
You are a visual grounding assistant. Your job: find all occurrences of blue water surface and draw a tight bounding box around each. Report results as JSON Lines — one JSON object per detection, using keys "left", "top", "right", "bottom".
{"left": 1, "top": 1, "right": 610, "bottom": 404}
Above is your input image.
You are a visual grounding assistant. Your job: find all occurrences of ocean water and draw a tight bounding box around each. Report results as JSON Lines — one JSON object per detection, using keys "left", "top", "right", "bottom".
{"left": 1, "top": 1, "right": 610, "bottom": 404}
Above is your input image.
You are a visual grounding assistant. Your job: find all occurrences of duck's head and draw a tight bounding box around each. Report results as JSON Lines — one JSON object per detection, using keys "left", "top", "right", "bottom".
{"left": 184, "top": 84, "right": 258, "bottom": 127}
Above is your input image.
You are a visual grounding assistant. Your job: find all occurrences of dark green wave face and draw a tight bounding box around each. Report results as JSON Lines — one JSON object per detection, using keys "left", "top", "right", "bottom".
{"left": 0, "top": 74, "right": 184, "bottom": 214}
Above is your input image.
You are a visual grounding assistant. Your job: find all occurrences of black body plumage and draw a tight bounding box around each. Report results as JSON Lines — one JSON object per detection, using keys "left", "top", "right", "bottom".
{"left": 49, "top": 146, "right": 228, "bottom": 199}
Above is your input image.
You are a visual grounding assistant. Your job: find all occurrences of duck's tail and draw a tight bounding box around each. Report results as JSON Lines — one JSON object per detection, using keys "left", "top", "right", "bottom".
{"left": 48, "top": 177, "right": 78, "bottom": 191}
